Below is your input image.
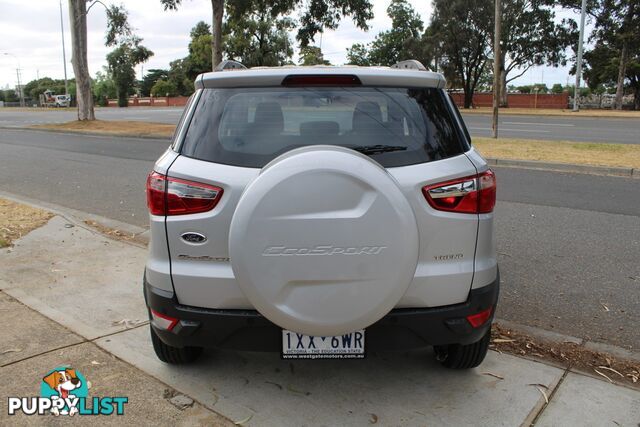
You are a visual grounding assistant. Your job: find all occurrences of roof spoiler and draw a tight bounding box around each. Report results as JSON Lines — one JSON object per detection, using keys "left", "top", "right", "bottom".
{"left": 214, "top": 60, "right": 247, "bottom": 72}
{"left": 391, "top": 60, "right": 427, "bottom": 71}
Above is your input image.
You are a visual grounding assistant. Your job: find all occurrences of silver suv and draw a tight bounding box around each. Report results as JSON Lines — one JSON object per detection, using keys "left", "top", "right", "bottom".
{"left": 144, "top": 60, "right": 498, "bottom": 369}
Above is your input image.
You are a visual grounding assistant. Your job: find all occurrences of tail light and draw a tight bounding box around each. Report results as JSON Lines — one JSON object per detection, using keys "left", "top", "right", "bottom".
{"left": 146, "top": 171, "right": 223, "bottom": 216}
{"left": 150, "top": 309, "right": 178, "bottom": 331}
{"left": 466, "top": 306, "right": 493, "bottom": 328}
{"left": 422, "top": 170, "right": 496, "bottom": 214}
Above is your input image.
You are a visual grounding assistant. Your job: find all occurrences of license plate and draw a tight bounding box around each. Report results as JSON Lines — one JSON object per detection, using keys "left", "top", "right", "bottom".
{"left": 281, "top": 329, "right": 365, "bottom": 359}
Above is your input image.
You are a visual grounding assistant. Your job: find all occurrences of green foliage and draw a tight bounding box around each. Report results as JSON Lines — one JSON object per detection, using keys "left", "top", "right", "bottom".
{"left": 168, "top": 58, "right": 195, "bottom": 96}
{"left": 21, "top": 77, "right": 77, "bottom": 103}
{"left": 346, "top": 0, "right": 426, "bottom": 67}
{"left": 299, "top": 46, "right": 331, "bottom": 65}
{"left": 140, "top": 69, "right": 169, "bottom": 97}
{"left": 106, "top": 36, "right": 153, "bottom": 107}
{"left": 151, "top": 79, "right": 179, "bottom": 97}
{"left": 427, "top": 0, "right": 493, "bottom": 108}
{"left": 224, "top": 1, "right": 294, "bottom": 67}
{"left": 565, "top": 0, "right": 640, "bottom": 109}
{"left": 160, "top": 0, "right": 374, "bottom": 66}
{"left": 104, "top": 4, "right": 133, "bottom": 47}
{"left": 93, "top": 70, "right": 117, "bottom": 105}
{"left": 345, "top": 43, "right": 371, "bottom": 66}
{"left": 499, "top": 0, "right": 578, "bottom": 84}
{"left": 0, "top": 90, "right": 19, "bottom": 103}
{"left": 551, "top": 83, "right": 565, "bottom": 94}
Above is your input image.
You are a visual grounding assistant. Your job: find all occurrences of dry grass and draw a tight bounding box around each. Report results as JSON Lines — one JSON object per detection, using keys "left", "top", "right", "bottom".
{"left": 474, "top": 137, "right": 640, "bottom": 169}
{"left": 32, "top": 120, "right": 175, "bottom": 138}
{"left": 0, "top": 199, "right": 53, "bottom": 247}
{"left": 461, "top": 107, "right": 640, "bottom": 118}
{"left": 492, "top": 324, "right": 639, "bottom": 389}
{"left": 83, "top": 220, "right": 147, "bottom": 246}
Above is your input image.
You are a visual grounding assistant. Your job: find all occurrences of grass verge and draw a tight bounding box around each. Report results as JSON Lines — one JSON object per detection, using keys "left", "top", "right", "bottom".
{"left": 474, "top": 137, "right": 640, "bottom": 169}
{"left": 492, "top": 324, "right": 639, "bottom": 389}
{"left": 461, "top": 107, "right": 640, "bottom": 118}
{"left": 0, "top": 199, "right": 53, "bottom": 247}
{"left": 32, "top": 120, "right": 175, "bottom": 138}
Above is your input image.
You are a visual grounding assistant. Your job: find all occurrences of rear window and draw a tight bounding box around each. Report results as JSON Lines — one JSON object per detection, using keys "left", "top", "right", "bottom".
{"left": 179, "top": 87, "right": 469, "bottom": 168}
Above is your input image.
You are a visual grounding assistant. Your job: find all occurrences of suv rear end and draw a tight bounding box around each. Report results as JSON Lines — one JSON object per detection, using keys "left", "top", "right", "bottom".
{"left": 144, "top": 61, "right": 498, "bottom": 369}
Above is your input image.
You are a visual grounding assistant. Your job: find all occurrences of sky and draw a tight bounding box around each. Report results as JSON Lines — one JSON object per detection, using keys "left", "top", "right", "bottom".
{"left": 0, "top": 0, "right": 583, "bottom": 91}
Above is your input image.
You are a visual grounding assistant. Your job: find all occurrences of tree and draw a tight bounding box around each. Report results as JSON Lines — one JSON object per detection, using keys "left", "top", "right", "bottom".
{"left": 23, "top": 77, "right": 77, "bottom": 101}
{"left": 346, "top": 43, "right": 371, "bottom": 66}
{"left": 224, "top": 1, "right": 294, "bottom": 67}
{"left": 68, "top": 1, "right": 136, "bottom": 120}
{"left": 346, "top": 0, "right": 425, "bottom": 67}
{"left": 107, "top": 38, "right": 153, "bottom": 107}
{"left": 497, "top": 0, "right": 578, "bottom": 106}
{"left": 186, "top": 28, "right": 213, "bottom": 77}
{"left": 151, "top": 79, "right": 179, "bottom": 97}
{"left": 583, "top": 41, "right": 640, "bottom": 110}
{"left": 105, "top": 7, "right": 153, "bottom": 107}
{"left": 168, "top": 58, "right": 195, "bottom": 96}
{"left": 299, "top": 46, "right": 331, "bottom": 65}
{"left": 593, "top": 1, "right": 639, "bottom": 109}
{"left": 140, "top": 69, "right": 169, "bottom": 97}
{"left": 551, "top": 83, "right": 565, "bottom": 94}
{"left": 69, "top": 0, "right": 94, "bottom": 120}
{"left": 93, "top": 69, "right": 117, "bottom": 106}
{"left": 160, "top": 0, "right": 373, "bottom": 70}
{"left": 427, "top": 0, "right": 493, "bottom": 108}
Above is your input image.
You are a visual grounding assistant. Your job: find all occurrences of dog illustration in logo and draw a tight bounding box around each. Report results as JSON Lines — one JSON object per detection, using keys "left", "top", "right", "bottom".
{"left": 42, "top": 368, "right": 82, "bottom": 416}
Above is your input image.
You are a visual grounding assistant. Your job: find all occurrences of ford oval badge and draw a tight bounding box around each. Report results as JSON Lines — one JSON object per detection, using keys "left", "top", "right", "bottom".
{"left": 181, "top": 232, "right": 207, "bottom": 244}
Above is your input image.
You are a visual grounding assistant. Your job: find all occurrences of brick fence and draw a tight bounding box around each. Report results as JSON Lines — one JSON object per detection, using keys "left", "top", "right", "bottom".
{"left": 450, "top": 92, "right": 569, "bottom": 109}
{"left": 106, "top": 96, "right": 190, "bottom": 107}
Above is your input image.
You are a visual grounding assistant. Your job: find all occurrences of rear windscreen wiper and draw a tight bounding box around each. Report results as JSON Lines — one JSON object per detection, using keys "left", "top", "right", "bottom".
{"left": 352, "top": 145, "right": 408, "bottom": 155}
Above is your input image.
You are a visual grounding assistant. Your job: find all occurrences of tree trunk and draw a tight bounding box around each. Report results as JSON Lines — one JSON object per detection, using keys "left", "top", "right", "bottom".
{"left": 463, "top": 89, "right": 473, "bottom": 109}
{"left": 497, "top": 51, "right": 507, "bottom": 107}
{"left": 614, "top": 41, "right": 628, "bottom": 110}
{"left": 211, "top": 0, "right": 224, "bottom": 68}
{"left": 68, "top": 0, "right": 95, "bottom": 121}
{"left": 499, "top": 68, "right": 508, "bottom": 107}
{"left": 634, "top": 85, "right": 640, "bottom": 111}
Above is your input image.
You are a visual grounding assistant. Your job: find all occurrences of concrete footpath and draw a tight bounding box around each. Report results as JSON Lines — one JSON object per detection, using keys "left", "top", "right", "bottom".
{"left": 0, "top": 215, "right": 638, "bottom": 426}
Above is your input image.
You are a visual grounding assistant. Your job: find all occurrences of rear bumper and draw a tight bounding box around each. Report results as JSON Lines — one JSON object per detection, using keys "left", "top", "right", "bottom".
{"left": 144, "top": 272, "right": 499, "bottom": 351}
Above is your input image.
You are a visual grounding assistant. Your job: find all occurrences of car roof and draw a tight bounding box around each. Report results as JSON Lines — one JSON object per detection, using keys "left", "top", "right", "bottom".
{"left": 195, "top": 65, "right": 446, "bottom": 89}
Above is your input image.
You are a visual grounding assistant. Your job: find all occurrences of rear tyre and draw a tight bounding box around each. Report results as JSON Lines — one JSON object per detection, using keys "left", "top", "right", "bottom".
{"left": 150, "top": 325, "right": 203, "bottom": 364}
{"left": 434, "top": 327, "right": 491, "bottom": 369}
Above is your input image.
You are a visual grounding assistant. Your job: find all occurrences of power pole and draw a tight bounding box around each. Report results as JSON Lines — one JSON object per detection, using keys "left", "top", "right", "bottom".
{"left": 16, "top": 68, "right": 24, "bottom": 107}
{"left": 492, "top": 0, "right": 501, "bottom": 138}
{"left": 573, "top": 0, "right": 587, "bottom": 112}
{"left": 60, "top": 0, "right": 69, "bottom": 95}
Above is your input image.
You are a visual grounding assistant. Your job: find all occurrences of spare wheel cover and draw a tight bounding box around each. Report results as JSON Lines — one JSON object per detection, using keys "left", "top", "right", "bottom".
{"left": 229, "top": 146, "right": 419, "bottom": 336}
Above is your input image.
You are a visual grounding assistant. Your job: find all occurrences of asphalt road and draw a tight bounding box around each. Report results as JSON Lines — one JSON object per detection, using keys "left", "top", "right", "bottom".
{"left": 462, "top": 113, "right": 640, "bottom": 144}
{"left": 0, "top": 128, "right": 638, "bottom": 349}
{"left": 1, "top": 107, "right": 640, "bottom": 144}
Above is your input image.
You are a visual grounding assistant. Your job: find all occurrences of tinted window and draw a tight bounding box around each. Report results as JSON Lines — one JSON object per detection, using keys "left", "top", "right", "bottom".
{"left": 180, "top": 87, "right": 469, "bottom": 168}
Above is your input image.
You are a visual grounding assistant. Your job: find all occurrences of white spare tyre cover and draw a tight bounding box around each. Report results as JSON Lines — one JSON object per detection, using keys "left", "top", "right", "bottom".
{"left": 229, "top": 146, "right": 419, "bottom": 336}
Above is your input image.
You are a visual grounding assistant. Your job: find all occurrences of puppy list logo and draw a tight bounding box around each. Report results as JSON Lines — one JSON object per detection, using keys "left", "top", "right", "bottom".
{"left": 7, "top": 366, "right": 128, "bottom": 416}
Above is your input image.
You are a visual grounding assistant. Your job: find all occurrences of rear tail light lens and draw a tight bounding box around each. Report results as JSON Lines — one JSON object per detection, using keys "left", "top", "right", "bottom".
{"left": 150, "top": 309, "right": 178, "bottom": 331}
{"left": 422, "top": 170, "right": 496, "bottom": 214}
{"left": 146, "top": 171, "right": 223, "bottom": 216}
{"left": 466, "top": 306, "right": 493, "bottom": 328}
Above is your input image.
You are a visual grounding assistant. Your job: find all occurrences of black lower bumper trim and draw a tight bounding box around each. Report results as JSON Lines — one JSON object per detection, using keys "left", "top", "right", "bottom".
{"left": 144, "top": 272, "right": 499, "bottom": 351}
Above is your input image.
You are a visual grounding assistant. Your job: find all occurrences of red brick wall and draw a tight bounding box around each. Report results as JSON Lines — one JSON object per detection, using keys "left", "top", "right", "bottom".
{"left": 106, "top": 96, "right": 190, "bottom": 107}
{"left": 450, "top": 92, "right": 569, "bottom": 109}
